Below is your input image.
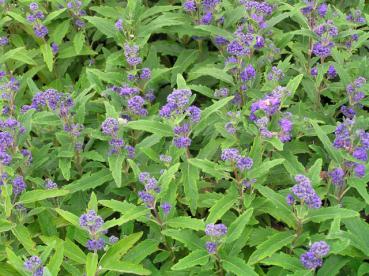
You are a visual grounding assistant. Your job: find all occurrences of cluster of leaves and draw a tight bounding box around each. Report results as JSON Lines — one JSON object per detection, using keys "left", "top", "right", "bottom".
{"left": 1, "top": 0, "right": 369, "bottom": 275}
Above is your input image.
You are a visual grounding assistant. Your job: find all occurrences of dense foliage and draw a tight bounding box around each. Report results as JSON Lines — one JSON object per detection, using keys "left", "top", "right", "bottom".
{"left": 0, "top": 0, "right": 369, "bottom": 275}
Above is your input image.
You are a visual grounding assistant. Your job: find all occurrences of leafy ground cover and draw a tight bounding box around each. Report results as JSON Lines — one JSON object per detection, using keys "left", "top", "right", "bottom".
{"left": 0, "top": 0, "right": 369, "bottom": 275}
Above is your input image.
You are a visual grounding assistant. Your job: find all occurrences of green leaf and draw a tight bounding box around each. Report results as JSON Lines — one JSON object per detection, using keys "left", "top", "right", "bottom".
{"left": 310, "top": 120, "right": 343, "bottom": 163}
{"left": 102, "top": 261, "right": 151, "bottom": 275}
{"left": 123, "top": 239, "right": 159, "bottom": 263}
{"left": 44, "top": 8, "right": 66, "bottom": 25}
{"left": 255, "top": 184, "right": 296, "bottom": 228}
{"left": 40, "top": 43, "right": 54, "bottom": 72}
{"left": 100, "top": 232, "right": 143, "bottom": 266}
{"left": 181, "top": 160, "right": 199, "bottom": 215}
{"left": 248, "top": 231, "right": 295, "bottom": 265}
{"left": 54, "top": 208, "right": 79, "bottom": 226}
{"left": 73, "top": 31, "right": 85, "bottom": 54}
{"left": 159, "top": 163, "right": 180, "bottom": 196}
{"left": 19, "top": 189, "right": 69, "bottom": 204}
{"left": 317, "top": 255, "right": 350, "bottom": 276}
{"left": 162, "top": 229, "right": 203, "bottom": 250}
{"left": 86, "top": 253, "right": 98, "bottom": 276}
{"left": 222, "top": 256, "right": 258, "bottom": 276}
{"left": 64, "top": 238, "right": 86, "bottom": 264}
{"left": 11, "top": 225, "right": 36, "bottom": 255}
{"left": 304, "top": 207, "right": 358, "bottom": 223}
{"left": 64, "top": 169, "right": 113, "bottom": 193}
{"left": 193, "top": 96, "right": 234, "bottom": 135}
{"left": 226, "top": 208, "right": 253, "bottom": 243}
{"left": 261, "top": 252, "right": 302, "bottom": 271}
{"left": 84, "top": 16, "right": 116, "bottom": 38}
{"left": 47, "top": 241, "right": 64, "bottom": 275}
{"left": 348, "top": 177, "right": 369, "bottom": 205}
{"left": 171, "top": 249, "right": 209, "bottom": 271}
{"left": 343, "top": 217, "right": 369, "bottom": 256}
{"left": 188, "top": 67, "right": 233, "bottom": 84}
{"left": 165, "top": 216, "right": 205, "bottom": 231}
{"left": 59, "top": 158, "right": 71, "bottom": 180}
{"left": 206, "top": 191, "right": 237, "bottom": 223}
{"left": 108, "top": 155, "right": 124, "bottom": 187}
{"left": 248, "top": 159, "right": 285, "bottom": 179}
{"left": 194, "top": 25, "right": 234, "bottom": 40}
{"left": 286, "top": 74, "right": 303, "bottom": 98}
{"left": 0, "top": 219, "right": 15, "bottom": 233}
{"left": 188, "top": 158, "right": 228, "bottom": 179}
{"left": 127, "top": 120, "right": 173, "bottom": 137}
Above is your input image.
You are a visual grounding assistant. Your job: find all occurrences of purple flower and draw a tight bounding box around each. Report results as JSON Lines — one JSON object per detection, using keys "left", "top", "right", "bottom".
{"left": 333, "top": 120, "right": 352, "bottom": 149}
{"left": 214, "top": 88, "right": 229, "bottom": 98}
{"left": 317, "top": 3, "right": 328, "bottom": 17}
{"left": 205, "top": 223, "right": 227, "bottom": 237}
{"left": 138, "top": 191, "right": 155, "bottom": 208}
{"left": 29, "top": 2, "right": 39, "bottom": 11}
{"left": 115, "top": 19, "right": 123, "bottom": 31}
{"left": 286, "top": 194, "right": 295, "bottom": 205}
{"left": 353, "top": 147, "right": 368, "bottom": 161}
{"left": 312, "top": 41, "right": 333, "bottom": 58}
{"left": 124, "top": 44, "right": 142, "bottom": 66}
{"left": 109, "top": 235, "right": 119, "bottom": 244}
{"left": 109, "top": 138, "right": 124, "bottom": 154}
{"left": 268, "top": 66, "right": 284, "bottom": 81}
{"left": 167, "top": 89, "right": 192, "bottom": 109}
{"left": 354, "top": 163, "right": 365, "bottom": 178}
{"left": 125, "top": 145, "right": 135, "bottom": 159}
{"left": 161, "top": 202, "right": 171, "bottom": 215}
{"left": 33, "top": 24, "right": 48, "bottom": 38}
{"left": 250, "top": 87, "right": 285, "bottom": 121}
{"left": 0, "top": 151, "right": 11, "bottom": 165}
{"left": 200, "top": 12, "right": 213, "bottom": 25}
{"left": 173, "top": 136, "right": 191, "bottom": 148}
{"left": 183, "top": 0, "right": 196, "bottom": 12}
{"left": 301, "top": 241, "right": 329, "bottom": 270}
{"left": 236, "top": 157, "right": 253, "bottom": 171}
{"left": 327, "top": 65, "right": 336, "bottom": 79}
{"left": 0, "top": 36, "right": 8, "bottom": 46}
{"left": 24, "top": 256, "right": 43, "bottom": 275}
{"left": 225, "top": 122, "right": 236, "bottom": 134}
{"left": 301, "top": 251, "right": 323, "bottom": 270}
{"left": 292, "top": 175, "right": 321, "bottom": 208}
{"left": 79, "top": 210, "right": 104, "bottom": 234}
{"left": 310, "top": 241, "right": 330, "bottom": 257}
{"left": 140, "top": 68, "right": 151, "bottom": 80}
{"left": 329, "top": 168, "right": 344, "bottom": 186}
{"left": 206, "top": 241, "right": 217, "bottom": 254}
{"left": 187, "top": 105, "right": 201, "bottom": 122}
{"left": 311, "top": 67, "right": 318, "bottom": 77}
{"left": 12, "top": 176, "right": 26, "bottom": 196}
{"left": 160, "top": 154, "right": 172, "bottom": 163}
{"left": 240, "top": 64, "right": 256, "bottom": 82}
{"left": 101, "top": 118, "right": 119, "bottom": 136}
{"left": 127, "top": 96, "right": 147, "bottom": 116}
{"left": 221, "top": 148, "right": 240, "bottom": 162}
{"left": 215, "top": 36, "right": 228, "bottom": 46}
{"left": 227, "top": 40, "right": 247, "bottom": 56}
{"left": 45, "top": 179, "right": 57, "bottom": 189}
{"left": 51, "top": 43, "right": 59, "bottom": 55}
{"left": 279, "top": 116, "right": 293, "bottom": 133}
{"left": 86, "top": 238, "right": 105, "bottom": 251}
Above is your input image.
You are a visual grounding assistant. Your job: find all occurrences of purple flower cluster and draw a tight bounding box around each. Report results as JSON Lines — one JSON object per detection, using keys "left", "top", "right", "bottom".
{"left": 161, "top": 202, "right": 172, "bottom": 215}
{"left": 124, "top": 44, "right": 142, "bottom": 67}
{"left": 312, "top": 21, "right": 338, "bottom": 59}
{"left": 333, "top": 118, "right": 368, "bottom": 178}
{"left": 346, "top": 10, "right": 366, "bottom": 24}
{"left": 204, "top": 223, "right": 227, "bottom": 254}
{"left": 138, "top": 172, "right": 160, "bottom": 209}
{"left": 301, "top": 1, "right": 328, "bottom": 18}
{"left": 66, "top": 0, "right": 86, "bottom": 28}
{"left": 221, "top": 148, "right": 253, "bottom": 171}
{"left": 45, "top": 179, "right": 57, "bottom": 189}
{"left": 159, "top": 89, "right": 192, "bottom": 118}
{"left": 115, "top": 19, "right": 123, "bottom": 31}
{"left": 128, "top": 96, "right": 148, "bottom": 116}
{"left": 267, "top": 66, "right": 284, "bottom": 81}
{"left": 0, "top": 36, "right": 8, "bottom": 46}
{"left": 12, "top": 175, "right": 26, "bottom": 196}
{"left": 173, "top": 124, "right": 192, "bottom": 148}
{"left": 214, "top": 88, "right": 229, "bottom": 98}
{"left": 328, "top": 167, "right": 345, "bottom": 186}
{"left": 0, "top": 73, "right": 20, "bottom": 115}
{"left": 160, "top": 154, "right": 172, "bottom": 163}
{"left": 301, "top": 241, "right": 330, "bottom": 270}
{"left": 24, "top": 256, "right": 44, "bottom": 276}
{"left": 278, "top": 113, "right": 293, "bottom": 143}
{"left": 183, "top": 0, "right": 220, "bottom": 25}
{"left": 26, "top": 3, "right": 48, "bottom": 38}
{"left": 240, "top": 0, "right": 273, "bottom": 29}
{"left": 86, "top": 238, "right": 105, "bottom": 251}
{"left": 79, "top": 210, "right": 104, "bottom": 235}
{"left": 345, "top": 76, "right": 366, "bottom": 107}
{"left": 291, "top": 175, "right": 321, "bottom": 208}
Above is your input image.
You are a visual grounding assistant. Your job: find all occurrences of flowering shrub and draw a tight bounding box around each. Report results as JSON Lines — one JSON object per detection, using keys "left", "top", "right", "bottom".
{"left": 0, "top": 0, "right": 368, "bottom": 275}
